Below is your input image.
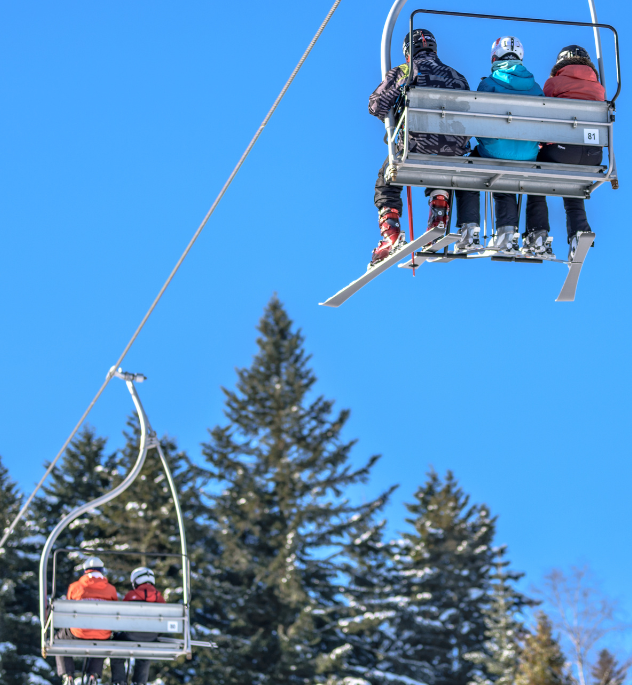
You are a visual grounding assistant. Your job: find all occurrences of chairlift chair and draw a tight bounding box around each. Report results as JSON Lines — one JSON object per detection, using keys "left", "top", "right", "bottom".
{"left": 319, "top": 0, "right": 620, "bottom": 307}
{"left": 382, "top": 4, "right": 620, "bottom": 198}
{"left": 39, "top": 369, "right": 213, "bottom": 662}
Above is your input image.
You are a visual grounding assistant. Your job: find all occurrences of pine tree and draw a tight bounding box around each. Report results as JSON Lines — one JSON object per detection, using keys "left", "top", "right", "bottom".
{"left": 385, "top": 470, "right": 499, "bottom": 685}
{"left": 591, "top": 650, "right": 627, "bottom": 685}
{"left": 0, "top": 455, "right": 55, "bottom": 685}
{"left": 516, "top": 612, "right": 574, "bottom": 685}
{"left": 328, "top": 518, "right": 426, "bottom": 685}
{"left": 465, "top": 551, "right": 531, "bottom": 685}
{"left": 192, "top": 296, "right": 392, "bottom": 685}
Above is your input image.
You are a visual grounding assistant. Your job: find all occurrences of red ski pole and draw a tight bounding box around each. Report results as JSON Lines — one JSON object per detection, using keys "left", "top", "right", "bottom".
{"left": 406, "top": 186, "right": 415, "bottom": 276}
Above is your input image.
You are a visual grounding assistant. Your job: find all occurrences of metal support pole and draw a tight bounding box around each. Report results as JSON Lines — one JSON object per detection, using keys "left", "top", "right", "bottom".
{"left": 587, "top": 0, "right": 607, "bottom": 92}
{"left": 39, "top": 377, "right": 151, "bottom": 655}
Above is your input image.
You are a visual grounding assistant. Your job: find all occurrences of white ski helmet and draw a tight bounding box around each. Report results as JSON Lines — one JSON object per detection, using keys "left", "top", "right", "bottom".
{"left": 83, "top": 556, "right": 105, "bottom": 573}
{"left": 491, "top": 36, "right": 524, "bottom": 62}
{"left": 131, "top": 566, "right": 155, "bottom": 588}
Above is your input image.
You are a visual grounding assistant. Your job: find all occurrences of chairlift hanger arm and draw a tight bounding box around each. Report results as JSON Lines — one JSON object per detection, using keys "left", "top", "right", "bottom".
{"left": 404, "top": 9, "right": 620, "bottom": 103}
{"left": 39, "top": 372, "right": 190, "bottom": 658}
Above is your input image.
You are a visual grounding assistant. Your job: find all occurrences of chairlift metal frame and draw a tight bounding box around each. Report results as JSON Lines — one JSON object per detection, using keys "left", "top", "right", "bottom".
{"left": 39, "top": 369, "right": 211, "bottom": 661}
{"left": 381, "top": 1, "right": 620, "bottom": 198}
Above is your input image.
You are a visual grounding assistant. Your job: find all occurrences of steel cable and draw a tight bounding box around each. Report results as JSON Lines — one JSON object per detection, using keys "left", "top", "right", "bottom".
{"left": 0, "top": 0, "right": 342, "bottom": 550}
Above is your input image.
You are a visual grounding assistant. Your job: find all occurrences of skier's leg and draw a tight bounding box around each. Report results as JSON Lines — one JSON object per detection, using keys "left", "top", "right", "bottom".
{"left": 523, "top": 195, "right": 554, "bottom": 257}
{"left": 111, "top": 658, "right": 128, "bottom": 684}
{"left": 374, "top": 158, "right": 403, "bottom": 214}
{"left": 488, "top": 194, "right": 519, "bottom": 253}
{"left": 55, "top": 630, "right": 76, "bottom": 677}
{"left": 370, "top": 158, "right": 405, "bottom": 266}
{"left": 86, "top": 656, "right": 104, "bottom": 678}
{"left": 563, "top": 197, "right": 592, "bottom": 260}
{"left": 132, "top": 659, "right": 152, "bottom": 684}
{"left": 454, "top": 190, "right": 482, "bottom": 252}
{"left": 539, "top": 143, "right": 600, "bottom": 260}
{"left": 55, "top": 655, "right": 75, "bottom": 677}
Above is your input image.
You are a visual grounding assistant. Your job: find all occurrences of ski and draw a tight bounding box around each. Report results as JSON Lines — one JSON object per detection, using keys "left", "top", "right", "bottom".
{"left": 398, "top": 233, "right": 461, "bottom": 268}
{"left": 319, "top": 226, "right": 445, "bottom": 308}
{"left": 556, "top": 231, "right": 595, "bottom": 302}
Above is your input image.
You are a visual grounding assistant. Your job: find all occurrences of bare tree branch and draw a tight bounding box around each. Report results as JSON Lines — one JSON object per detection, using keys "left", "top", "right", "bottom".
{"left": 535, "top": 566, "right": 628, "bottom": 685}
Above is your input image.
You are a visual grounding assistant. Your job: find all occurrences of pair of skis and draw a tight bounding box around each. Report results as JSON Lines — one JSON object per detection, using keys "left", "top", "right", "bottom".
{"left": 319, "top": 231, "right": 595, "bottom": 308}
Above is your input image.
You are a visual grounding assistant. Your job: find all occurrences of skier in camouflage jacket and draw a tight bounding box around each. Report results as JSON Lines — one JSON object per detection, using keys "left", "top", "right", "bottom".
{"left": 368, "top": 29, "right": 481, "bottom": 266}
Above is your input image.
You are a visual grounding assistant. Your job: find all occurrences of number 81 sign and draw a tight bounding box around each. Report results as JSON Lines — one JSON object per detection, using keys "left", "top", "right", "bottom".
{"left": 584, "top": 129, "right": 600, "bottom": 144}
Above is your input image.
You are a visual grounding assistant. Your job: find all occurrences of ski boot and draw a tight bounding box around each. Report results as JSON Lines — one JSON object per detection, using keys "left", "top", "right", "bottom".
{"left": 87, "top": 675, "right": 99, "bottom": 685}
{"left": 427, "top": 189, "right": 450, "bottom": 231}
{"left": 60, "top": 676, "right": 74, "bottom": 685}
{"left": 369, "top": 207, "right": 405, "bottom": 268}
{"left": 486, "top": 225, "right": 519, "bottom": 255}
{"left": 521, "top": 229, "right": 555, "bottom": 259}
{"left": 453, "top": 223, "right": 482, "bottom": 253}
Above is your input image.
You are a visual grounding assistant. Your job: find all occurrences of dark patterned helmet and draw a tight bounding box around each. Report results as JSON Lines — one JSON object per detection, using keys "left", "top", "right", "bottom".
{"left": 403, "top": 29, "right": 437, "bottom": 57}
{"left": 556, "top": 45, "right": 591, "bottom": 63}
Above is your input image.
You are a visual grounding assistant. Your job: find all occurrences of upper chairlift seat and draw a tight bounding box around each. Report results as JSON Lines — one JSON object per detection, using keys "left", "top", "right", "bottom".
{"left": 387, "top": 87, "right": 615, "bottom": 198}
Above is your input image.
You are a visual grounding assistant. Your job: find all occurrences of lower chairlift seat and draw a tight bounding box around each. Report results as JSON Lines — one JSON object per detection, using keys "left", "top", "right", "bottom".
{"left": 44, "top": 599, "right": 189, "bottom": 660}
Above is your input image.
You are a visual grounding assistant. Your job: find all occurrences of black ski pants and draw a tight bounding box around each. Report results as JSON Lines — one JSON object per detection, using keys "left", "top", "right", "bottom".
{"left": 374, "top": 157, "right": 480, "bottom": 227}
{"left": 111, "top": 656, "right": 151, "bottom": 684}
{"left": 110, "top": 632, "right": 157, "bottom": 684}
{"left": 54, "top": 629, "right": 105, "bottom": 677}
{"left": 526, "top": 144, "right": 603, "bottom": 240}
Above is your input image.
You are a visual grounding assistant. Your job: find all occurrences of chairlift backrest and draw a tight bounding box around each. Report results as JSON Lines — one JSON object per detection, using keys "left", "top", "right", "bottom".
{"left": 51, "top": 599, "right": 186, "bottom": 635}
{"left": 405, "top": 88, "right": 611, "bottom": 148}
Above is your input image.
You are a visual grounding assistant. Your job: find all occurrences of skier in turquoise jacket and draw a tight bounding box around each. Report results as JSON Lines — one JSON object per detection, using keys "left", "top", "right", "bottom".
{"left": 473, "top": 37, "right": 545, "bottom": 255}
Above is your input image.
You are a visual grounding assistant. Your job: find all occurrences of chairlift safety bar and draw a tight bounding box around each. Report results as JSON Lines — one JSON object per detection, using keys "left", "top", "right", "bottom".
{"left": 403, "top": 10, "right": 620, "bottom": 104}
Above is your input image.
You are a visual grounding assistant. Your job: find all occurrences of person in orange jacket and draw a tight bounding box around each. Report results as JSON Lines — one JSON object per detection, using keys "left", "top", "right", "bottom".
{"left": 56, "top": 556, "right": 119, "bottom": 685}
{"left": 110, "top": 567, "right": 166, "bottom": 685}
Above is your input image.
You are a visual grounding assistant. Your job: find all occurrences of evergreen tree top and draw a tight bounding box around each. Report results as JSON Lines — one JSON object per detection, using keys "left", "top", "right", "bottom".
{"left": 516, "top": 611, "right": 574, "bottom": 685}
{"left": 591, "top": 649, "right": 627, "bottom": 685}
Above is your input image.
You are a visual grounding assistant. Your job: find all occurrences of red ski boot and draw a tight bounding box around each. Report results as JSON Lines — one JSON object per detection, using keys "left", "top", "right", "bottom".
{"left": 427, "top": 189, "right": 450, "bottom": 231}
{"left": 369, "top": 207, "right": 406, "bottom": 268}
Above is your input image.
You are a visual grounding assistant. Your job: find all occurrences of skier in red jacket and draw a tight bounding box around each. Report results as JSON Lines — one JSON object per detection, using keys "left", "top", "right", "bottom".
{"left": 522, "top": 46, "right": 606, "bottom": 261}
{"left": 56, "top": 557, "right": 119, "bottom": 685}
{"left": 111, "top": 567, "right": 166, "bottom": 685}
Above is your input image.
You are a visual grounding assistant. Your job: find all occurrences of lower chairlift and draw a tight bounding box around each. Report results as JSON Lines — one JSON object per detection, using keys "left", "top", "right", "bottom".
{"left": 320, "top": 1, "right": 620, "bottom": 307}
{"left": 39, "top": 369, "right": 213, "bottom": 663}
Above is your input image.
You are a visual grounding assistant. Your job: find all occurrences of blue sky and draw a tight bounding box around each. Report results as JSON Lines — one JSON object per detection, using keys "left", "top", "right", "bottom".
{"left": 1, "top": 0, "right": 630, "bottom": 653}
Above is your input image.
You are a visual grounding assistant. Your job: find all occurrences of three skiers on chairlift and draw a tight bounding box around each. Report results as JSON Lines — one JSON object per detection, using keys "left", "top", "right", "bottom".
{"left": 369, "top": 28, "right": 606, "bottom": 267}
{"left": 55, "top": 557, "right": 165, "bottom": 685}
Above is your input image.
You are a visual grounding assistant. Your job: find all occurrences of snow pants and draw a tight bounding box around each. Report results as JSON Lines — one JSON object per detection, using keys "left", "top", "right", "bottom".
{"left": 525, "top": 144, "right": 603, "bottom": 240}
{"left": 110, "top": 632, "right": 157, "bottom": 684}
{"left": 374, "top": 157, "right": 480, "bottom": 227}
{"left": 111, "top": 657, "right": 151, "bottom": 684}
{"left": 54, "top": 629, "right": 105, "bottom": 677}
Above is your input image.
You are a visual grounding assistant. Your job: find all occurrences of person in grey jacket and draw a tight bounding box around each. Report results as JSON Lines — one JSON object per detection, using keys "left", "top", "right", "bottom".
{"left": 368, "top": 29, "right": 481, "bottom": 266}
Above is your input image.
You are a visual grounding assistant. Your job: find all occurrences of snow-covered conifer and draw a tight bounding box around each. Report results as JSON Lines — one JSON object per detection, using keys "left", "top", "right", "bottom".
{"left": 193, "top": 296, "right": 391, "bottom": 685}
{"left": 0, "top": 456, "right": 55, "bottom": 685}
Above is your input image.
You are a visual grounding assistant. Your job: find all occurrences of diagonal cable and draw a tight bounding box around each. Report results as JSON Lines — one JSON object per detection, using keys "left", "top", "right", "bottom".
{"left": 0, "top": 0, "right": 342, "bottom": 551}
